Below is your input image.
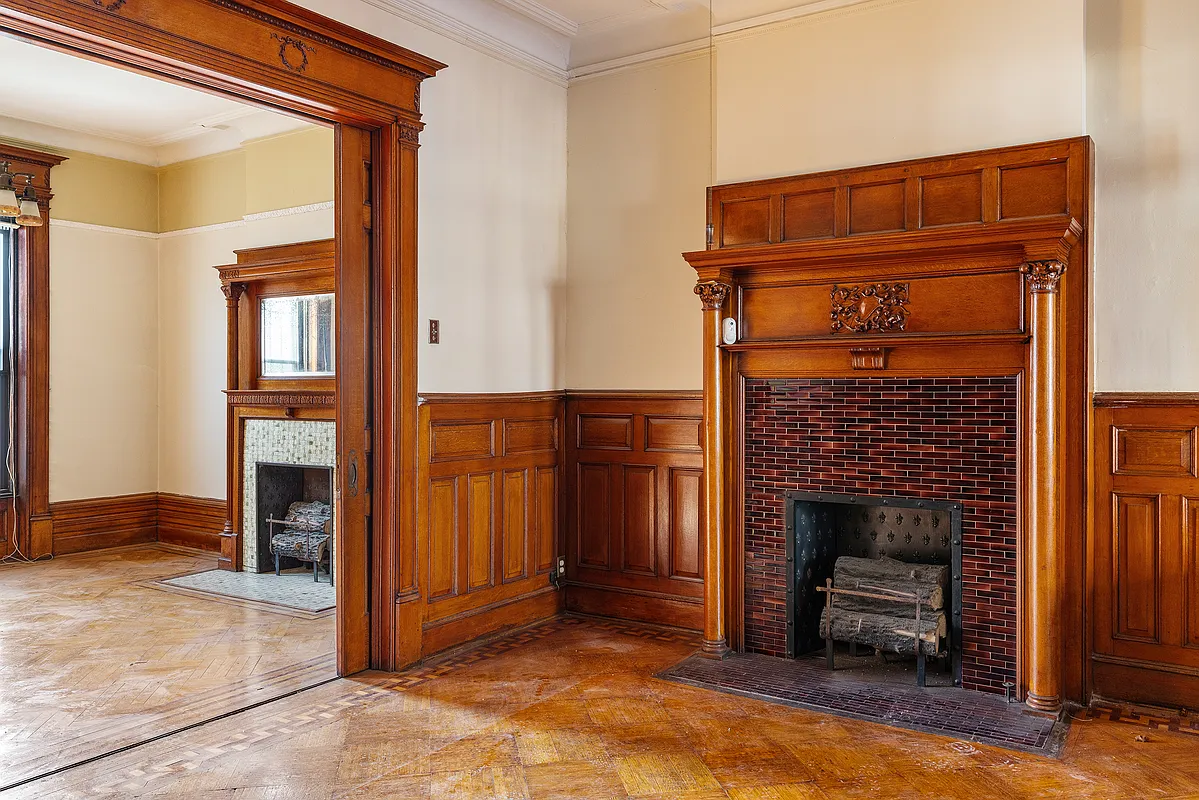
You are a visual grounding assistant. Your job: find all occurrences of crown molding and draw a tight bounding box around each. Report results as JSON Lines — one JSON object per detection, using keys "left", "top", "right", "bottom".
{"left": 711, "top": 0, "right": 877, "bottom": 36}
{"left": 357, "top": 0, "right": 570, "bottom": 86}
{"left": 568, "top": 38, "right": 711, "bottom": 82}
{"left": 491, "top": 0, "right": 578, "bottom": 37}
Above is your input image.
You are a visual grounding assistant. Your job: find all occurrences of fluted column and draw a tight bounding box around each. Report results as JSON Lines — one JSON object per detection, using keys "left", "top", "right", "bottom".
{"left": 219, "top": 282, "right": 245, "bottom": 571}
{"left": 1023, "top": 259, "right": 1065, "bottom": 713}
{"left": 695, "top": 280, "right": 732, "bottom": 658}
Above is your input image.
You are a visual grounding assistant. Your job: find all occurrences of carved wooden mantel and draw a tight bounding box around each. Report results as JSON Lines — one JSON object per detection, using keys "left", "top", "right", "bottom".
{"left": 683, "top": 138, "right": 1093, "bottom": 713}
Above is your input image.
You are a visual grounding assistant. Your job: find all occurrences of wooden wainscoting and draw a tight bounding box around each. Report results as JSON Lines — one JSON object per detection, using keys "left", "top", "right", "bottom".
{"left": 1093, "top": 393, "right": 1199, "bottom": 708}
{"left": 49, "top": 493, "right": 225, "bottom": 555}
{"left": 50, "top": 493, "right": 159, "bottom": 555}
{"left": 564, "top": 392, "right": 705, "bottom": 630}
{"left": 157, "top": 494, "right": 225, "bottom": 552}
{"left": 417, "top": 393, "right": 564, "bottom": 656}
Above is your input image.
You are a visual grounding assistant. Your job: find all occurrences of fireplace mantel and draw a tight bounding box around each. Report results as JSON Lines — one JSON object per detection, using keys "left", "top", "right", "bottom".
{"left": 684, "top": 137, "right": 1093, "bottom": 713}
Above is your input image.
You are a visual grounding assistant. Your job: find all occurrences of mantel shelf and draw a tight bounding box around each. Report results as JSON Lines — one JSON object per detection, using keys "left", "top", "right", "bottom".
{"left": 226, "top": 390, "right": 336, "bottom": 408}
{"left": 722, "top": 331, "right": 1031, "bottom": 352}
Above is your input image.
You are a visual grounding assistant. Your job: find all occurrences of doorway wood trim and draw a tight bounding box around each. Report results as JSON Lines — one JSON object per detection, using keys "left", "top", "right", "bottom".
{"left": 0, "top": 0, "right": 445, "bottom": 675}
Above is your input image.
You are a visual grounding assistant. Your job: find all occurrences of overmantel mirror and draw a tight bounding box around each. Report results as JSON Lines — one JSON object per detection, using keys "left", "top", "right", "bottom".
{"left": 260, "top": 291, "right": 335, "bottom": 379}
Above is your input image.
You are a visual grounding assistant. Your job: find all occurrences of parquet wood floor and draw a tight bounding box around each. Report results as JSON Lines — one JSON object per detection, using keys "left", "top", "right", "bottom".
{"left": 0, "top": 545, "right": 335, "bottom": 789}
{"left": 9, "top": 616, "right": 1199, "bottom": 799}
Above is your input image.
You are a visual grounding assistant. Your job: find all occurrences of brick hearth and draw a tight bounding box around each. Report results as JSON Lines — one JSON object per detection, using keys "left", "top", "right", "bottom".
{"left": 743, "top": 377, "right": 1019, "bottom": 692}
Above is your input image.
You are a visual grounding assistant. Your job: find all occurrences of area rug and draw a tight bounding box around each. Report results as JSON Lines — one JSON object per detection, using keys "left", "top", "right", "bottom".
{"left": 155, "top": 569, "right": 335, "bottom": 615}
{"left": 658, "top": 652, "right": 1069, "bottom": 756}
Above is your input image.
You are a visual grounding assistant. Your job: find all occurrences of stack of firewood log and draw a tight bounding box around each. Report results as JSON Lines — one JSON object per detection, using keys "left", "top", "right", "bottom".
{"left": 818, "top": 556, "right": 948, "bottom": 656}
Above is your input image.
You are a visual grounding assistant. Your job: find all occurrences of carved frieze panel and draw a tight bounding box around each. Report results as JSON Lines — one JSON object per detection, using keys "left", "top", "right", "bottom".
{"left": 830, "top": 283, "right": 910, "bottom": 334}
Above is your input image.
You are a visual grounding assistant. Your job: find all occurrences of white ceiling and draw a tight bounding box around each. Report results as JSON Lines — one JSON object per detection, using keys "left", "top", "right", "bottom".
{"left": 0, "top": 34, "right": 313, "bottom": 166}
{"left": 504, "top": 0, "right": 861, "bottom": 69}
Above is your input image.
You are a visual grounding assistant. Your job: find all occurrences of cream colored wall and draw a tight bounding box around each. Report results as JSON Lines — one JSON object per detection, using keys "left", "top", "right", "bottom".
{"left": 715, "top": 0, "right": 1087, "bottom": 183}
{"left": 155, "top": 207, "right": 335, "bottom": 500}
{"left": 294, "top": 0, "right": 569, "bottom": 394}
{"left": 565, "top": 55, "right": 711, "bottom": 390}
{"left": 49, "top": 225, "right": 159, "bottom": 501}
{"left": 1087, "top": 0, "right": 1199, "bottom": 391}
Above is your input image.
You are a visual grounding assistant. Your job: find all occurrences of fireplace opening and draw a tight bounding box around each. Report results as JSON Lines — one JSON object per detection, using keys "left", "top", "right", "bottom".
{"left": 785, "top": 490, "right": 963, "bottom": 686}
{"left": 255, "top": 462, "right": 334, "bottom": 577}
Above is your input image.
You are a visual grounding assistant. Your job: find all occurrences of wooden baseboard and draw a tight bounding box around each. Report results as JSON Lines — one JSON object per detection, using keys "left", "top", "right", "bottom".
{"left": 157, "top": 493, "right": 224, "bottom": 552}
{"left": 420, "top": 588, "right": 562, "bottom": 657}
{"left": 50, "top": 493, "right": 158, "bottom": 555}
{"left": 564, "top": 583, "right": 703, "bottom": 631}
{"left": 49, "top": 492, "right": 225, "bottom": 556}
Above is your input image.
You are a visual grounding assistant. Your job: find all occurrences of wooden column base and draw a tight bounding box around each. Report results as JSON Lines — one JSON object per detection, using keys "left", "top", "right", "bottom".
{"left": 700, "top": 639, "right": 731, "bottom": 660}
{"left": 217, "top": 525, "right": 241, "bottom": 572}
{"left": 1025, "top": 691, "right": 1062, "bottom": 715}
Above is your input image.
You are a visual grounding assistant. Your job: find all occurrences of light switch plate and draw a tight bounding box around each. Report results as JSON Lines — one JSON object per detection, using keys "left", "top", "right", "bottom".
{"left": 429, "top": 319, "right": 440, "bottom": 344}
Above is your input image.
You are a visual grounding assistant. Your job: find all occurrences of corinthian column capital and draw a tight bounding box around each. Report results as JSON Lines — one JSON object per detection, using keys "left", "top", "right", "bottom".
{"left": 1021, "top": 260, "right": 1066, "bottom": 294}
{"left": 694, "top": 280, "right": 731, "bottom": 311}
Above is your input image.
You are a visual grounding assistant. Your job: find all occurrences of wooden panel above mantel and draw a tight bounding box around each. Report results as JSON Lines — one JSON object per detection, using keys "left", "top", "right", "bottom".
{"left": 707, "top": 137, "right": 1089, "bottom": 252}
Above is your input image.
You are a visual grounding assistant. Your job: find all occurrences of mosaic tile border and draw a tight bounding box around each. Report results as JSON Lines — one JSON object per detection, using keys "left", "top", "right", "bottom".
{"left": 1082, "top": 702, "right": 1199, "bottom": 738}
{"left": 140, "top": 570, "right": 336, "bottom": 620}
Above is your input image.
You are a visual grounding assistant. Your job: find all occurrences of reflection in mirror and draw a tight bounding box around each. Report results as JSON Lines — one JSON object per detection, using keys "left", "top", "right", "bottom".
{"left": 261, "top": 293, "right": 335, "bottom": 377}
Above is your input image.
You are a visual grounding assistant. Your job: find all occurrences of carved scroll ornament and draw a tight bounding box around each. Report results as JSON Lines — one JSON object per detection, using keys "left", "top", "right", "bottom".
{"left": 1021, "top": 260, "right": 1066, "bottom": 294}
{"left": 695, "top": 281, "right": 731, "bottom": 311}
{"left": 830, "top": 283, "right": 910, "bottom": 334}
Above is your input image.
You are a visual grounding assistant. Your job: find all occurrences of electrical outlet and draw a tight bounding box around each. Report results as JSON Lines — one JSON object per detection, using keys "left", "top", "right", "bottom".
{"left": 429, "top": 319, "right": 440, "bottom": 344}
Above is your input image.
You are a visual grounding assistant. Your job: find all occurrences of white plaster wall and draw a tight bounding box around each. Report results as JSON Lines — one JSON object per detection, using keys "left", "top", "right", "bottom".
{"left": 1088, "top": 0, "right": 1199, "bottom": 391}
{"left": 49, "top": 224, "right": 159, "bottom": 501}
{"left": 291, "top": 0, "right": 569, "bottom": 394}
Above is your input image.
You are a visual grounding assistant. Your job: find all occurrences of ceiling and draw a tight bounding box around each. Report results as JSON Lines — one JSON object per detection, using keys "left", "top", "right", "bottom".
{"left": 0, "top": 34, "right": 313, "bottom": 166}
{"left": 500, "top": 0, "right": 860, "bottom": 69}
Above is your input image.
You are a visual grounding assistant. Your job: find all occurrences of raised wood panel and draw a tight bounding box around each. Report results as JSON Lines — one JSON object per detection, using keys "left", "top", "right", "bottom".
{"left": 1113, "top": 494, "right": 1160, "bottom": 643}
{"left": 920, "top": 172, "right": 983, "bottom": 227}
{"left": 502, "top": 470, "right": 528, "bottom": 583}
{"left": 739, "top": 272, "right": 1023, "bottom": 341}
{"left": 782, "top": 190, "right": 836, "bottom": 242}
{"left": 430, "top": 422, "right": 494, "bottom": 462}
{"left": 1000, "top": 162, "right": 1069, "bottom": 219}
{"left": 1094, "top": 399, "right": 1199, "bottom": 708}
{"left": 418, "top": 393, "right": 562, "bottom": 655}
{"left": 577, "top": 415, "right": 633, "bottom": 451}
{"left": 1187, "top": 498, "right": 1199, "bottom": 649}
{"left": 428, "top": 478, "right": 458, "bottom": 601}
{"left": 669, "top": 468, "right": 703, "bottom": 581}
{"left": 1115, "top": 427, "right": 1196, "bottom": 477}
{"left": 848, "top": 181, "right": 906, "bottom": 235}
{"left": 576, "top": 463, "right": 612, "bottom": 569}
{"left": 505, "top": 418, "right": 557, "bottom": 455}
{"left": 565, "top": 393, "right": 704, "bottom": 631}
{"left": 708, "top": 138, "right": 1082, "bottom": 254}
{"left": 622, "top": 466, "right": 657, "bottom": 576}
{"left": 721, "top": 198, "right": 772, "bottom": 247}
{"left": 466, "top": 474, "right": 493, "bottom": 592}
{"left": 535, "top": 467, "right": 557, "bottom": 574}
{"left": 645, "top": 416, "right": 703, "bottom": 453}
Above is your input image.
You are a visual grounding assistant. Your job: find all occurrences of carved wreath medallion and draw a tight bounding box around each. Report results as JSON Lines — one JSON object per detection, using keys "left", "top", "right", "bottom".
{"left": 271, "top": 33, "right": 314, "bottom": 74}
{"left": 830, "top": 283, "right": 910, "bottom": 334}
{"left": 92, "top": 0, "right": 128, "bottom": 10}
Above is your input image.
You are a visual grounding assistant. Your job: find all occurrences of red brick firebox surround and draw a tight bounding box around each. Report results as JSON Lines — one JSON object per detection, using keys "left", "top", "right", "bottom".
{"left": 743, "top": 377, "right": 1019, "bottom": 693}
